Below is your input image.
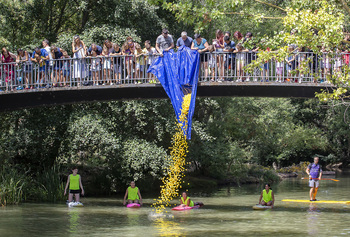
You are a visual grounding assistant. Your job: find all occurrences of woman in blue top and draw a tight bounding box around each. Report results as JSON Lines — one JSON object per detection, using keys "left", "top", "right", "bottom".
{"left": 191, "top": 33, "right": 209, "bottom": 78}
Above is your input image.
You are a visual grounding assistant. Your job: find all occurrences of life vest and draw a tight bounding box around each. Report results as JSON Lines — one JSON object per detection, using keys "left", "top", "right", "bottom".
{"left": 127, "top": 187, "right": 139, "bottom": 200}
{"left": 262, "top": 189, "right": 273, "bottom": 203}
{"left": 69, "top": 174, "right": 80, "bottom": 190}
{"left": 181, "top": 196, "right": 194, "bottom": 207}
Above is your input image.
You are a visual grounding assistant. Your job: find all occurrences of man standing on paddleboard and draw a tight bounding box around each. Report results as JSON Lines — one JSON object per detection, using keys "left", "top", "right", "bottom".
{"left": 306, "top": 157, "right": 323, "bottom": 201}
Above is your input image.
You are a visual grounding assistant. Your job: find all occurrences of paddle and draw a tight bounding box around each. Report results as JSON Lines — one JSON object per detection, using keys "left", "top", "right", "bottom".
{"left": 301, "top": 177, "right": 339, "bottom": 182}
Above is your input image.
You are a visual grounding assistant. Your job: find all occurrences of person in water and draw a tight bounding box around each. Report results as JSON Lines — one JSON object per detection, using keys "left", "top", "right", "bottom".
{"left": 180, "top": 192, "right": 203, "bottom": 207}
{"left": 123, "top": 181, "right": 143, "bottom": 205}
{"left": 64, "top": 167, "right": 85, "bottom": 203}
{"left": 259, "top": 184, "right": 275, "bottom": 207}
{"left": 306, "top": 156, "right": 323, "bottom": 201}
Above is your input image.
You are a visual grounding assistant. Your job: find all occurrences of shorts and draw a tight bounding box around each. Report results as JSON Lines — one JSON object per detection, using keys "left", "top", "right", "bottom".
{"left": 103, "top": 60, "right": 111, "bottom": 69}
{"left": 225, "top": 58, "right": 232, "bottom": 69}
{"left": 216, "top": 48, "right": 223, "bottom": 53}
{"left": 286, "top": 64, "right": 295, "bottom": 72}
{"left": 24, "top": 65, "right": 32, "bottom": 73}
{"left": 114, "top": 64, "right": 122, "bottom": 73}
{"left": 276, "top": 67, "right": 283, "bottom": 75}
{"left": 63, "top": 70, "right": 70, "bottom": 77}
{"left": 309, "top": 180, "right": 319, "bottom": 188}
{"left": 136, "top": 63, "right": 144, "bottom": 71}
{"left": 261, "top": 63, "right": 269, "bottom": 70}
{"left": 69, "top": 189, "right": 80, "bottom": 194}
{"left": 322, "top": 62, "right": 331, "bottom": 69}
{"left": 39, "top": 66, "right": 46, "bottom": 72}
{"left": 237, "top": 59, "right": 245, "bottom": 67}
{"left": 91, "top": 65, "right": 101, "bottom": 71}
{"left": 200, "top": 53, "right": 208, "bottom": 62}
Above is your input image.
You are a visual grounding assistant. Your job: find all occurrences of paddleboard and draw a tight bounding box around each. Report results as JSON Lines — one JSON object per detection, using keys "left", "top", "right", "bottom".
{"left": 172, "top": 205, "right": 201, "bottom": 211}
{"left": 252, "top": 204, "right": 273, "bottom": 210}
{"left": 282, "top": 199, "right": 350, "bottom": 204}
{"left": 127, "top": 203, "right": 141, "bottom": 208}
{"left": 67, "top": 201, "right": 84, "bottom": 207}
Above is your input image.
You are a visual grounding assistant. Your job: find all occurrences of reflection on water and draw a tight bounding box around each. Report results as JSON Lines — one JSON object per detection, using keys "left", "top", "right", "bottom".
{"left": 68, "top": 208, "right": 80, "bottom": 233}
{"left": 307, "top": 204, "right": 319, "bottom": 236}
{"left": 154, "top": 218, "right": 185, "bottom": 237}
{"left": 126, "top": 208, "right": 141, "bottom": 226}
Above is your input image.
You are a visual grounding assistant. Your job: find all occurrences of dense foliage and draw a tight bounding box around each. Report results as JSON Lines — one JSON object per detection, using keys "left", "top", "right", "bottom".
{"left": 0, "top": 97, "right": 349, "bottom": 200}
{"left": 2, "top": 0, "right": 350, "bottom": 202}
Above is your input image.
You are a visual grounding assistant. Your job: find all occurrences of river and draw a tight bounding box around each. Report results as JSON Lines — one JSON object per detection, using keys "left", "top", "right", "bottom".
{"left": 0, "top": 171, "right": 349, "bottom": 237}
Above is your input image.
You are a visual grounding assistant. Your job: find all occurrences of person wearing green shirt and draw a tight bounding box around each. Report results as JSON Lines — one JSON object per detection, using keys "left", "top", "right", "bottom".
{"left": 123, "top": 181, "right": 143, "bottom": 205}
{"left": 180, "top": 192, "right": 203, "bottom": 207}
{"left": 259, "top": 184, "right": 275, "bottom": 207}
{"left": 64, "top": 167, "right": 85, "bottom": 203}
{"left": 180, "top": 192, "right": 194, "bottom": 207}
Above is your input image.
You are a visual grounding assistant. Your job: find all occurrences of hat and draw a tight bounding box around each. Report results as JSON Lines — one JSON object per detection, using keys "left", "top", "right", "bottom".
{"left": 181, "top": 32, "right": 187, "bottom": 37}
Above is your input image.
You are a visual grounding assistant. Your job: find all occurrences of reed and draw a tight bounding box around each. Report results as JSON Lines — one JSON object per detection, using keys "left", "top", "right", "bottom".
{"left": 0, "top": 167, "right": 27, "bottom": 205}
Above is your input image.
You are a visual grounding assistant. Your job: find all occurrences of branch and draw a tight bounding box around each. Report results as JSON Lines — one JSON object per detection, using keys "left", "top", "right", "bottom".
{"left": 254, "top": 0, "right": 286, "bottom": 12}
{"left": 339, "top": 0, "right": 350, "bottom": 15}
{"left": 342, "top": 40, "right": 350, "bottom": 45}
{"left": 222, "top": 12, "right": 284, "bottom": 19}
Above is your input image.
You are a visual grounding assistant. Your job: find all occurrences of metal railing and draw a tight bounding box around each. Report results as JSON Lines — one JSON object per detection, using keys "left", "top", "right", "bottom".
{"left": 0, "top": 52, "right": 346, "bottom": 92}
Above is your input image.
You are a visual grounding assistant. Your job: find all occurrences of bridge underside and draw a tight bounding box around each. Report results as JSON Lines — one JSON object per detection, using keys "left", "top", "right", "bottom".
{"left": 0, "top": 82, "right": 332, "bottom": 112}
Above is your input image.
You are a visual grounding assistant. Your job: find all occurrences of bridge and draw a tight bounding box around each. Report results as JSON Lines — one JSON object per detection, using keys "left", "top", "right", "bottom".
{"left": 0, "top": 52, "right": 336, "bottom": 112}
{"left": 0, "top": 82, "right": 332, "bottom": 112}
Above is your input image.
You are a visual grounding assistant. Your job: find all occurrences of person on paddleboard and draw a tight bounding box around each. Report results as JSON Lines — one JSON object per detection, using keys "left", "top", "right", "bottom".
{"left": 306, "top": 156, "right": 322, "bottom": 201}
{"left": 64, "top": 167, "right": 85, "bottom": 203}
{"left": 123, "top": 181, "right": 143, "bottom": 206}
{"left": 259, "top": 184, "right": 275, "bottom": 207}
{"left": 180, "top": 192, "right": 203, "bottom": 207}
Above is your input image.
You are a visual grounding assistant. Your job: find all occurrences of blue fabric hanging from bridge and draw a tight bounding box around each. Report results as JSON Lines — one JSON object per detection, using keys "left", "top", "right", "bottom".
{"left": 147, "top": 46, "right": 200, "bottom": 139}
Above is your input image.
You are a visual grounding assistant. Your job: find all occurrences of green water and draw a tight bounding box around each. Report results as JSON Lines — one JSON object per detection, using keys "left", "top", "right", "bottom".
{"left": 1, "top": 172, "right": 350, "bottom": 237}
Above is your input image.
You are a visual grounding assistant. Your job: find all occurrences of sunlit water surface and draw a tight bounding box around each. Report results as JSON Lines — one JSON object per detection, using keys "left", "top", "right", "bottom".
{"left": 1, "top": 172, "right": 350, "bottom": 237}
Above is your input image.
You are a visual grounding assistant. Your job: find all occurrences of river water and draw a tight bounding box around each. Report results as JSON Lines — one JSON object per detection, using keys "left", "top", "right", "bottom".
{"left": 0, "top": 172, "right": 349, "bottom": 237}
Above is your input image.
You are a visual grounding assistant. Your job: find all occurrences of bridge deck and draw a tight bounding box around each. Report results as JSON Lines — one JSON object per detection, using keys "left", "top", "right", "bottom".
{"left": 0, "top": 82, "right": 332, "bottom": 112}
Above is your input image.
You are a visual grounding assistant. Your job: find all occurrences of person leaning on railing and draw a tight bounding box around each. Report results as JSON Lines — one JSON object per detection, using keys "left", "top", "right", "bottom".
{"left": 111, "top": 43, "right": 122, "bottom": 84}
{"left": 102, "top": 40, "right": 114, "bottom": 85}
{"left": 60, "top": 50, "right": 70, "bottom": 87}
{"left": 1, "top": 47, "right": 17, "bottom": 91}
{"left": 156, "top": 28, "right": 174, "bottom": 57}
{"left": 16, "top": 48, "right": 32, "bottom": 89}
{"left": 50, "top": 46, "right": 64, "bottom": 87}
{"left": 223, "top": 35, "right": 236, "bottom": 80}
{"left": 213, "top": 29, "right": 225, "bottom": 81}
{"left": 31, "top": 47, "right": 49, "bottom": 88}
{"left": 176, "top": 31, "right": 193, "bottom": 49}
{"left": 191, "top": 33, "right": 209, "bottom": 79}
{"left": 122, "top": 37, "right": 136, "bottom": 79}
{"left": 144, "top": 40, "right": 158, "bottom": 82}
{"left": 87, "top": 43, "right": 103, "bottom": 56}
{"left": 135, "top": 43, "right": 146, "bottom": 81}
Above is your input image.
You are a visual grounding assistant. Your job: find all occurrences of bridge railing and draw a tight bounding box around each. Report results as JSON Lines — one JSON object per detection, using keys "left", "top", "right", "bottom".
{"left": 0, "top": 52, "right": 346, "bottom": 91}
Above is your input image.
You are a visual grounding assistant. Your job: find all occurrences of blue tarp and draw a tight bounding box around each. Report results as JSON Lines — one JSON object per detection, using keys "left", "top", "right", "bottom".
{"left": 147, "top": 46, "right": 200, "bottom": 139}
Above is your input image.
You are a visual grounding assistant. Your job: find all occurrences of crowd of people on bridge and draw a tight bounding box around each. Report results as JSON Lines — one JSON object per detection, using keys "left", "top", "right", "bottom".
{"left": 1, "top": 28, "right": 350, "bottom": 91}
